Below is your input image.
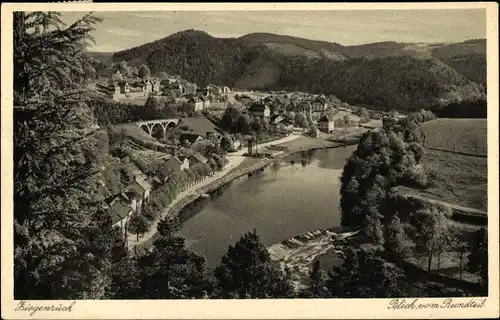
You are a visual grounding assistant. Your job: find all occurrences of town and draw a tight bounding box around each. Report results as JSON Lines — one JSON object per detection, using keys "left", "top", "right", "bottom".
{"left": 9, "top": 8, "right": 492, "bottom": 308}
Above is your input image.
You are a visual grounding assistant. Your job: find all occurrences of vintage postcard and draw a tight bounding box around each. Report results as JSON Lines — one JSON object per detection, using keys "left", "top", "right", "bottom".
{"left": 1, "top": 2, "right": 499, "bottom": 319}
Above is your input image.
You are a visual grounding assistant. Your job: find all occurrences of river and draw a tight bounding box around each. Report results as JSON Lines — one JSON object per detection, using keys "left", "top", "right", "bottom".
{"left": 178, "top": 145, "right": 357, "bottom": 267}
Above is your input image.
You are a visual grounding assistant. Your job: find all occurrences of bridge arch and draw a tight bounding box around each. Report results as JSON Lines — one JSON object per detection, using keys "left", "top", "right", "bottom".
{"left": 140, "top": 124, "right": 152, "bottom": 135}
{"left": 151, "top": 122, "right": 166, "bottom": 140}
{"left": 135, "top": 118, "right": 180, "bottom": 139}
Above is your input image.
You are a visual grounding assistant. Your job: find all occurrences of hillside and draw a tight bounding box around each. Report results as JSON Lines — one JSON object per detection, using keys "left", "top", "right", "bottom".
{"left": 109, "top": 30, "right": 486, "bottom": 110}
{"left": 239, "top": 32, "right": 347, "bottom": 61}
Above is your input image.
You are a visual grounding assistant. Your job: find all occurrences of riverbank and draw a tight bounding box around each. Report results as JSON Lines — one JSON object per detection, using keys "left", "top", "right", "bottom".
{"left": 128, "top": 133, "right": 303, "bottom": 252}
{"left": 131, "top": 134, "right": 354, "bottom": 254}
{"left": 267, "top": 228, "right": 360, "bottom": 291}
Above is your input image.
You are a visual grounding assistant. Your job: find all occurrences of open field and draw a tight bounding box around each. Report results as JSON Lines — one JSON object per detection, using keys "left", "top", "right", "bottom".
{"left": 399, "top": 118, "right": 489, "bottom": 211}
{"left": 422, "top": 118, "right": 487, "bottom": 156}
{"left": 421, "top": 150, "right": 487, "bottom": 211}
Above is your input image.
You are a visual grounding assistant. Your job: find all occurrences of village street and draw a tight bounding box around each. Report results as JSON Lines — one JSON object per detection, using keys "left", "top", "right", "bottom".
{"left": 126, "top": 133, "right": 302, "bottom": 248}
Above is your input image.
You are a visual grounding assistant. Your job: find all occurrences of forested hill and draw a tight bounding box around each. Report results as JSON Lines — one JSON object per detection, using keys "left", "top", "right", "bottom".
{"left": 109, "top": 30, "right": 486, "bottom": 110}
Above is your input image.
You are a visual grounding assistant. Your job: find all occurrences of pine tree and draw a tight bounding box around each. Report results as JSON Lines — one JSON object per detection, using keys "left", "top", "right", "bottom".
{"left": 327, "top": 248, "right": 405, "bottom": 298}
{"left": 467, "top": 227, "right": 488, "bottom": 287}
{"left": 300, "top": 260, "right": 329, "bottom": 298}
{"left": 138, "top": 216, "right": 212, "bottom": 298}
{"left": 214, "top": 229, "right": 294, "bottom": 298}
{"left": 13, "top": 11, "right": 111, "bottom": 299}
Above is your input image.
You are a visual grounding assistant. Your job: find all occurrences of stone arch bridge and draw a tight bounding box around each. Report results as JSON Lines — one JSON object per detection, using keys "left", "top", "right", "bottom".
{"left": 135, "top": 118, "right": 180, "bottom": 138}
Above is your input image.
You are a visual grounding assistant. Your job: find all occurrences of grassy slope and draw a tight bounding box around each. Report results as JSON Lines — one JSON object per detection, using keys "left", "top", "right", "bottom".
{"left": 419, "top": 119, "right": 487, "bottom": 211}
{"left": 422, "top": 118, "right": 487, "bottom": 156}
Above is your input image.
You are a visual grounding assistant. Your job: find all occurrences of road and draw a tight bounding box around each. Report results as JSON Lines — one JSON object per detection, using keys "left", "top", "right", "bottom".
{"left": 126, "top": 133, "right": 302, "bottom": 248}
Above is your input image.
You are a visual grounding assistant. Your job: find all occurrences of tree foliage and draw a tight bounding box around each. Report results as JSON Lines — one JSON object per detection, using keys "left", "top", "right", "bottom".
{"left": 13, "top": 11, "right": 113, "bottom": 299}
{"left": 214, "top": 229, "right": 294, "bottom": 298}
{"left": 327, "top": 248, "right": 405, "bottom": 298}
{"left": 467, "top": 227, "right": 488, "bottom": 285}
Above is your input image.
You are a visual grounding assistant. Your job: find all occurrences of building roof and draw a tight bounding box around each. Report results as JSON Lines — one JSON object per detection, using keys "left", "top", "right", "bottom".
{"left": 163, "top": 156, "right": 184, "bottom": 173}
{"left": 270, "top": 114, "right": 285, "bottom": 124}
{"left": 180, "top": 133, "right": 204, "bottom": 144}
{"left": 190, "top": 152, "right": 208, "bottom": 164}
{"left": 174, "top": 116, "right": 224, "bottom": 138}
{"left": 134, "top": 176, "right": 151, "bottom": 193}
{"left": 248, "top": 103, "right": 269, "bottom": 112}
{"left": 109, "top": 199, "right": 132, "bottom": 223}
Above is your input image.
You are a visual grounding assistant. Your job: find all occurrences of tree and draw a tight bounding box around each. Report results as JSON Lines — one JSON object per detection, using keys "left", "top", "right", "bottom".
{"left": 138, "top": 64, "right": 151, "bottom": 79}
{"left": 362, "top": 215, "right": 384, "bottom": 246}
{"left": 162, "top": 103, "right": 178, "bottom": 119}
{"left": 13, "top": 11, "right": 113, "bottom": 299}
{"left": 117, "top": 60, "right": 131, "bottom": 78}
{"left": 236, "top": 114, "right": 252, "bottom": 135}
{"left": 413, "top": 207, "right": 451, "bottom": 272}
{"left": 384, "top": 214, "right": 406, "bottom": 256}
{"left": 138, "top": 216, "right": 212, "bottom": 298}
{"left": 220, "top": 134, "right": 235, "bottom": 152}
{"left": 251, "top": 116, "right": 263, "bottom": 134}
{"left": 327, "top": 248, "right": 405, "bottom": 298}
{"left": 143, "top": 96, "right": 161, "bottom": 120}
{"left": 129, "top": 215, "right": 150, "bottom": 242}
{"left": 300, "top": 260, "right": 329, "bottom": 298}
{"left": 306, "top": 112, "right": 314, "bottom": 127}
{"left": 214, "top": 229, "right": 294, "bottom": 298}
{"left": 294, "top": 112, "right": 309, "bottom": 128}
{"left": 467, "top": 227, "right": 488, "bottom": 285}
{"left": 220, "top": 106, "right": 242, "bottom": 133}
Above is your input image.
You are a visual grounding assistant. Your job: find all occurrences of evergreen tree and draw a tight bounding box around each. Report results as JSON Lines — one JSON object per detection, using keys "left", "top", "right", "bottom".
{"left": 13, "top": 11, "right": 112, "bottom": 299}
{"left": 138, "top": 216, "right": 212, "bottom": 298}
{"left": 300, "top": 260, "right": 329, "bottom": 298}
{"left": 214, "top": 229, "right": 294, "bottom": 298}
{"left": 327, "top": 248, "right": 405, "bottom": 298}
{"left": 467, "top": 227, "right": 488, "bottom": 286}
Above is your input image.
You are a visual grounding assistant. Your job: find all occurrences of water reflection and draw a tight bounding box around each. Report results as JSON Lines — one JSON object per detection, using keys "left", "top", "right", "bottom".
{"left": 179, "top": 145, "right": 357, "bottom": 267}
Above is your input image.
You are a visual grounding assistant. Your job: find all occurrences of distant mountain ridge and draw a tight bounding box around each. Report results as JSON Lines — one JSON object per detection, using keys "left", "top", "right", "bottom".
{"left": 91, "top": 30, "right": 486, "bottom": 110}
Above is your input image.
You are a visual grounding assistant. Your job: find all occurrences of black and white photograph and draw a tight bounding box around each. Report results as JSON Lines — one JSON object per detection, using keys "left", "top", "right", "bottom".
{"left": 1, "top": 2, "right": 499, "bottom": 319}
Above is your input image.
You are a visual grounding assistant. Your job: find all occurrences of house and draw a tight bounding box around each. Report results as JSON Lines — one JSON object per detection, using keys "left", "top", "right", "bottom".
{"left": 207, "top": 84, "right": 222, "bottom": 95}
{"left": 312, "top": 97, "right": 328, "bottom": 114}
{"left": 269, "top": 114, "right": 285, "bottom": 125}
{"left": 118, "top": 81, "right": 130, "bottom": 94}
{"left": 174, "top": 116, "right": 224, "bottom": 140}
{"left": 162, "top": 81, "right": 184, "bottom": 97}
{"left": 151, "top": 80, "right": 161, "bottom": 94}
{"left": 180, "top": 133, "right": 204, "bottom": 145}
{"left": 141, "top": 80, "right": 153, "bottom": 95}
{"left": 197, "top": 87, "right": 210, "bottom": 97}
{"left": 318, "top": 113, "right": 336, "bottom": 133}
{"left": 154, "top": 166, "right": 172, "bottom": 186}
{"left": 187, "top": 96, "right": 210, "bottom": 112}
{"left": 96, "top": 82, "right": 124, "bottom": 101}
{"left": 109, "top": 197, "right": 133, "bottom": 236}
{"left": 248, "top": 103, "right": 271, "bottom": 118}
{"left": 121, "top": 176, "right": 151, "bottom": 215}
{"left": 236, "top": 94, "right": 253, "bottom": 106}
{"left": 163, "top": 155, "right": 190, "bottom": 174}
{"left": 187, "top": 97, "right": 204, "bottom": 112}
{"left": 189, "top": 152, "right": 208, "bottom": 166}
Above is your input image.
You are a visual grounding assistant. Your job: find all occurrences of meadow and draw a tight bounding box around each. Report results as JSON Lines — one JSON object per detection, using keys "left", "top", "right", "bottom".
{"left": 422, "top": 118, "right": 487, "bottom": 156}
{"left": 420, "top": 118, "right": 488, "bottom": 211}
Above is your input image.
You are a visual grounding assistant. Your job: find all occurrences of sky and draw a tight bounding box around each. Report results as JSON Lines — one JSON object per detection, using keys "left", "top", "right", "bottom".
{"left": 59, "top": 10, "right": 487, "bottom": 52}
